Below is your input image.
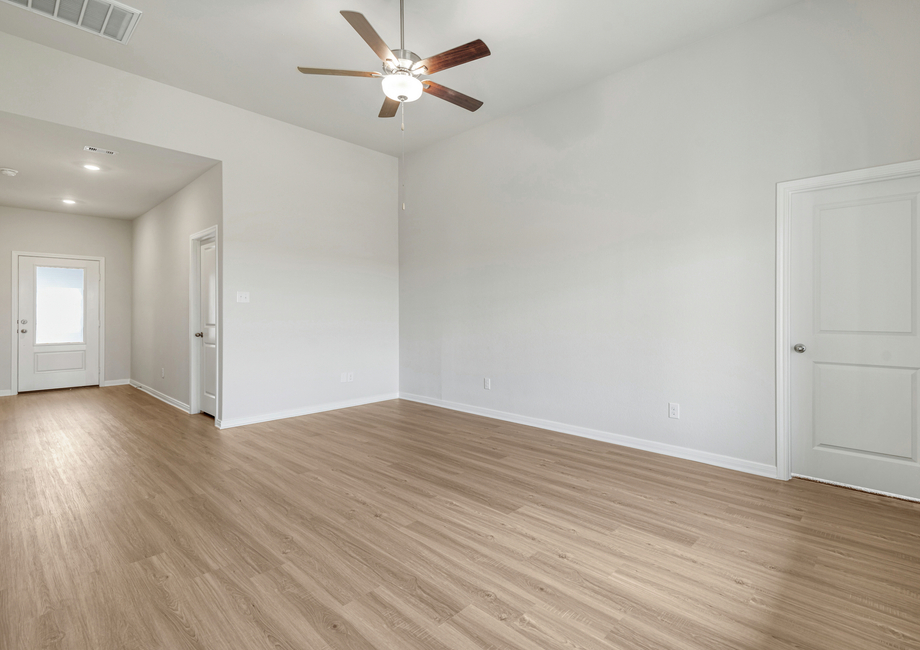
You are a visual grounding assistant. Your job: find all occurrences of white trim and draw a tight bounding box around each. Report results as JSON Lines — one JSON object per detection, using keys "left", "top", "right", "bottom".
{"left": 218, "top": 393, "right": 400, "bottom": 429}
{"left": 102, "top": 379, "right": 131, "bottom": 387}
{"left": 0, "top": 390, "right": 11, "bottom": 397}
{"left": 130, "top": 380, "right": 191, "bottom": 413}
{"left": 775, "top": 158, "right": 920, "bottom": 481}
{"left": 793, "top": 474, "right": 920, "bottom": 503}
{"left": 400, "top": 393, "right": 777, "bottom": 479}
{"left": 189, "top": 226, "right": 220, "bottom": 424}
{"left": 10, "top": 251, "right": 106, "bottom": 396}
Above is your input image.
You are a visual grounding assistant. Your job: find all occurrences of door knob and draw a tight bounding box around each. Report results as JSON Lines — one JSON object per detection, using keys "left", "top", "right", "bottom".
{"left": 793, "top": 344, "right": 806, "bottom": 353}
{"left": 195, "top": 332, "right": 203, "bottom": 337}
{"left": 20, "top": 329, "right": 27, "bottom": 333}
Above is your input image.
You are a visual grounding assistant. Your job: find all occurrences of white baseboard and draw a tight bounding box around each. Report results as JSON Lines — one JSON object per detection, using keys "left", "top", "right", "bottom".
{"left": 130, "top": 380, "right": 191, "bottom": 414}
{"left": 399, "top": 393, "right": 778, "bottom": 479}
{"left": 0, "top": 389, "right": 11, "bottom": 397}
{"left": 103, "top": 379, "right": 131, "bottom": 387}
{"left": 218, "top": 393, "right": 400, "bottom": 429}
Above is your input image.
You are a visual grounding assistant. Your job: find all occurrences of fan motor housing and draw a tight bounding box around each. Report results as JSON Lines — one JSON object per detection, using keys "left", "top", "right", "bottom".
{"left": 386, "top": 49, "right": 422, "bottom": 75}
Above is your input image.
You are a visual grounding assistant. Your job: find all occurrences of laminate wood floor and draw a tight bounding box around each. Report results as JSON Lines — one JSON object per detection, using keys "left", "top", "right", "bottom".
{"left": 1, "top": 386, "right": 919, "bottom": 649}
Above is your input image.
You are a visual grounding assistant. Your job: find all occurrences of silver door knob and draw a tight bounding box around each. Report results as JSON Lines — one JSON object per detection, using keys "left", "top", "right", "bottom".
{"left": 20, "top": 329, "right": 27, "bottom": 333}
{"left": 793, "top": 344, "right": 806, "bottom": 353}
{"left": 195, "top": 332, "right": 203, "bottom": 337}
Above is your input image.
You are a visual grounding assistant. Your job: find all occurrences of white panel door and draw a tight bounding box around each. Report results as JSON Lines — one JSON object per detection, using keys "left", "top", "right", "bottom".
{"left": 198, "top": 240, "right": 217, "bottom": 416}
{"left": 18, "top": 256, "right": 100, "bottom": 392}
{"left": 791, "top": 174, "right": 920, "bottom": 499}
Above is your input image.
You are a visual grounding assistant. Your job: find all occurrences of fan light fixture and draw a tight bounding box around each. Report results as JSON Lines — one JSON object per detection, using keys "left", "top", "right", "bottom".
{"left": 84, "top": 164, "right": 101, "bottom": 171}
{"left": 382, "top": 74, "right": 422, "bottom": 103}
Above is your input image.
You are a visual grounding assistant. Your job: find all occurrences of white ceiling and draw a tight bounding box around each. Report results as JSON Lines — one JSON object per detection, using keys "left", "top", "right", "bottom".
{"left": 0, "top": 0, "right": 802, "bottom": 156}
{"left": 0, "top": 111, "right": 218, "bottom": 219}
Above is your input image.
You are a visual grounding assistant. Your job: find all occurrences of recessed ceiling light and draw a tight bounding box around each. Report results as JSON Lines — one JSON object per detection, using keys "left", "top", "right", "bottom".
{"left": 62, "top": 199, "right": 76, "bottom": 205}
{"left": 83, "top": 164, "right": 101, "bottom": 171}
{"left": 1, "top": 168, "right": 18, "bottom": 177}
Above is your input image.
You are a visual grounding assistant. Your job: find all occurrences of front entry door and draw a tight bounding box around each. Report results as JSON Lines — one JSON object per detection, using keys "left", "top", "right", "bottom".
{"left": 198, "top": 239, "right": 217, "bottom": 416}
{"left": 791, "top": 172, "right": 920, "bottom": 499}
{"left": 18, "top": 256, "right": 100, "bottom": 392}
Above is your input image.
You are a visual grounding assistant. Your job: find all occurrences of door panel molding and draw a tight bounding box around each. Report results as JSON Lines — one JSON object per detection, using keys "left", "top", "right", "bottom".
{"left": 189, "top": 226, "right": 220, "bottom": 423}
{"left": 776, "top": 159, "right": 920, "bottom": 481}
{"left": 10, "top": 251, "right": 106, "bottom": 395}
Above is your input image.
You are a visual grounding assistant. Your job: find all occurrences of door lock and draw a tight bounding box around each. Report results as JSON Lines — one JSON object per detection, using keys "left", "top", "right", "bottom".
{"left": 20, "top": 329, "right": 27, "bottom": 333}
{"left": 195, "top": 332, "right": 204, "bottom": 338}
{"left": 793, "top": 343, "right": 806, "bottom": 353}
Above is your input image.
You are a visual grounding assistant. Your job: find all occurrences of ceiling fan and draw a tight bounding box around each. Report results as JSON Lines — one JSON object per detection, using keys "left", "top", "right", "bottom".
{"left": 297, "top": 0, "right": 491, "bottom": 118}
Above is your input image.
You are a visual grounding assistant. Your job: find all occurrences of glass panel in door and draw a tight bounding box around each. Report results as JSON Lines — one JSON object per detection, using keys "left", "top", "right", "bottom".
{"left": 35, "top": 266, "right": 85, "bottom": 344}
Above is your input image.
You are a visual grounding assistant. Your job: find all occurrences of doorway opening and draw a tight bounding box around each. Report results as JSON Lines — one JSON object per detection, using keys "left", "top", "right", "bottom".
{"left": 189, "top": 226, "right": 219, "bottom": 419}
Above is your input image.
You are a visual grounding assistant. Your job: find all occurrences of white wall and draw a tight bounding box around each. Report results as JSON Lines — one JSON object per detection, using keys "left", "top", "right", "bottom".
{"left": 0, "top": 206, "right": 132, "bottom": 392}
{"left": 399, "top": 0, "right": 920, "bottom": 471}
{"left": 132, "top": 164, "right": 221, "bottom": 409}
{"left": 0, "top": 32, "right": 399, "bottom": 424}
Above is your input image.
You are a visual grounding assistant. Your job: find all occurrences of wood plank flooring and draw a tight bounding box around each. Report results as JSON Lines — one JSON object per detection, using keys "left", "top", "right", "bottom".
{"left": 1, "top": 386, "right": 919, "bottom": 649}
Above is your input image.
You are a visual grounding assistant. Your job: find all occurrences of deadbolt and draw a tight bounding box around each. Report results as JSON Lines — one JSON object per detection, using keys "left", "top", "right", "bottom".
{"left": 20, "top": 319, "right": 27, "bottom": 324}
{"left": 793, "top": 344, "right": 806, "bottom": 353}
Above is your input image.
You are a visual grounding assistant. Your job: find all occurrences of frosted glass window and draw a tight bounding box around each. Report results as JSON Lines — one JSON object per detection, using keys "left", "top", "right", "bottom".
{"left": 35, "top": 267, "right": 85, "bottom": 344}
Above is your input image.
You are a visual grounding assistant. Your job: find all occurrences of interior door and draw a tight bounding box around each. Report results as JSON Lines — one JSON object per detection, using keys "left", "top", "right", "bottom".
{"left": 198, "top": 239, "right": 217, "bottom": 416}
{"left": 791, "top": 173, "right": 920, "bottom": 499}
{"left": 18, "top": 256, "right": 100, "bottom": 392}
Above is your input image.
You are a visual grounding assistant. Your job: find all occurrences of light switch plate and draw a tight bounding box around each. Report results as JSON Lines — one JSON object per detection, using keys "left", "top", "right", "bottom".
{"left": 236, "top": 291, "right": 250, "bottom": 303}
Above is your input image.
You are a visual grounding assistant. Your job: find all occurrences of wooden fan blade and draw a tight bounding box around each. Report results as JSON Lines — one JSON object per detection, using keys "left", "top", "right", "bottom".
{"left": 340, "top": 11, "right": 397, "bottom": 64}
{"left": 379, "top": 97, "right": 400, "bottom": 118}
{"left": 412, "top": 39, "right": 490, "bottom": 75}
{"left": 297, "top": 67, "right": 381, "bottom": 78}
{"left": 423, "top": 81, "right": 483, "bottom": 112}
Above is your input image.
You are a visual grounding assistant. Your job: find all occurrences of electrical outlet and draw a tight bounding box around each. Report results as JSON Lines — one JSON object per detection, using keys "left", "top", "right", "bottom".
{"left": 236, "top": 291, "right": 250, "bottom": 303}
{"left": 669, "top": 403, "right": 680, "bottom": 419}
{"left": 347, "top": 372, "right": 354, "bottom": 382}
{"left": 484, "top": 378, "right": 491, "bottom": 390}
{"left": 161, "top": 368, "right": 165, "bottom": 378}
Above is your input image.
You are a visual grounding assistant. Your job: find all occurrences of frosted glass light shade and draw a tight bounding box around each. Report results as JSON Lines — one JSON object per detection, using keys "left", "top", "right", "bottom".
{"left": 381, "top": 74, "right": 423, "bottom": 102}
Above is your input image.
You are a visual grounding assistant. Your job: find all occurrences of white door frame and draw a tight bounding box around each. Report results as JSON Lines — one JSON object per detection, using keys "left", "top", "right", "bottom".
{"left": 10, "top": 251, "right": 106, "bottom": 396}
{"left": 189, "top": 225, "right": 219, "bottom": 421}
{"left": 775, "top": 158, "right": 920, "bottom": 481}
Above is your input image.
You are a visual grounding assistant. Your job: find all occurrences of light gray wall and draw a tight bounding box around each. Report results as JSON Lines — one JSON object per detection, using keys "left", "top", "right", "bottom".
{"left": 0, "top": 31, "right": 399, "bottom": 424}
{"left": 0, "top": 206, "right": 132, "bottom": 392}
{"left": 132, "top": 164, "right": 222, "bottom": 408}
{"left": 399, "top": 0, "right": 920, "bottom": 468}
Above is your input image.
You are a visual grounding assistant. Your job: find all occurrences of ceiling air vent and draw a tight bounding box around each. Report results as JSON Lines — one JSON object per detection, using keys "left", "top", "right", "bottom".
{"left": 84, "top": 145, "right": 118, "bottom": 155}
{"left": 1, "top": 0, "right": 142, "bottom": 44}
